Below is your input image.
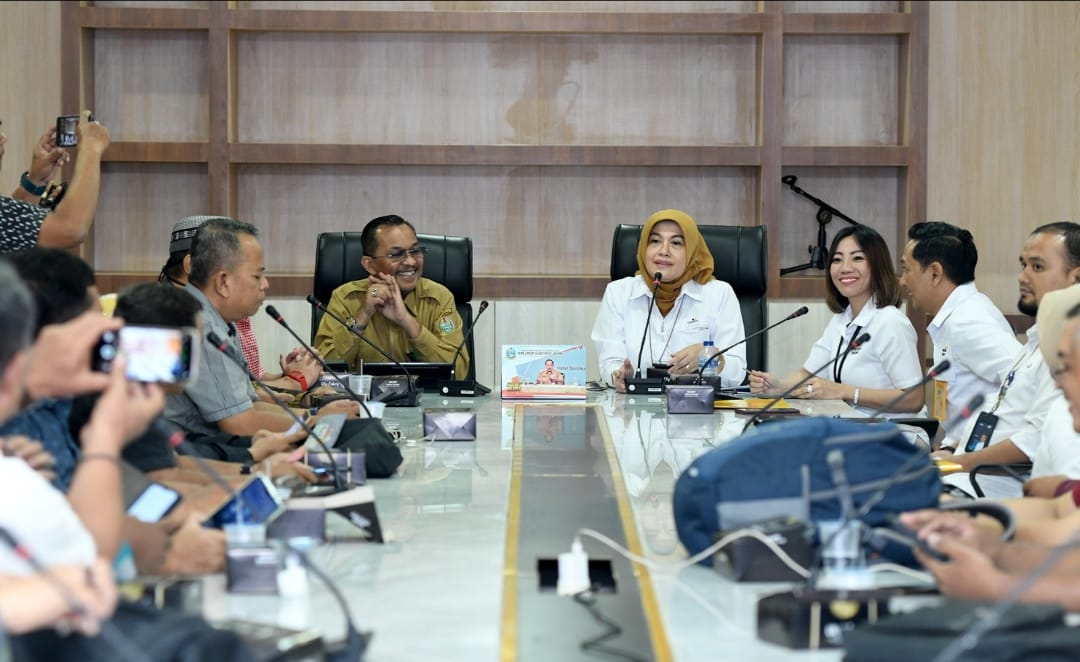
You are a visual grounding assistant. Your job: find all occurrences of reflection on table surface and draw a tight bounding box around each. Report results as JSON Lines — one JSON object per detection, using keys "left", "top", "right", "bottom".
{"left": 199, "top": 391, "right": 916, "bottom": 662}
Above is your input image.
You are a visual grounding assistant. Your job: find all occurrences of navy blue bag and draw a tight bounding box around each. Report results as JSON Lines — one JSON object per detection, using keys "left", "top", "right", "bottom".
{"left": 673, "top": 417, "right": 941, "bottom": 564}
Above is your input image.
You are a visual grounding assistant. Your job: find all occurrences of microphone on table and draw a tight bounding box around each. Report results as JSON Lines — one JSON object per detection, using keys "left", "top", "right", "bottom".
{"left": 741, "top": 332, "right": 871, "bottom": 433}
{"left": 438, "top": 300, "right": 491, "bottom": 397}
{"left": 146, "top": 416, "right": 371, "bottom": 661}
{"left": 264, "top": 305, "right": 372, "bottom": 419}
{"left": 0, "top": 526, "right": 151, "bottom": 662}
{"left": 753, "top": 394, "right": 986, "bottom": 650}
{"left": 693, "top": 306, "right": 810, "bottom": 387}
{"left": 206, "top": 330, "right": 347, "bottom": 493}
{"left": 861, "top": 359, "right": 951, "bottom": 419}
{"left": 624, "top": 272, "right": 667, "bottom": 395}
{"left": 306, "top": 295, "right": 421, "bottom": 407}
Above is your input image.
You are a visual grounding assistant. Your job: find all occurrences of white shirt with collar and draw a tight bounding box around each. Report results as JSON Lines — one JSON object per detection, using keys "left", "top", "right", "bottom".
{"left": 927, "top": 282, "right": 1021, "bottom": 427}
{"left": 803, "top": 298, "right": 924, "bottom": 418}
{"left": 592, "top": 276, "right": 747, "bottom": 388}
{"left": 946, "top": 324, "right": 1054, "bottom": 454}
{"left": 0, "top": 456, "right": 96, "bottom": 575}
{"left": 1031, "top": 394, "right": 1080, "bottom": 479}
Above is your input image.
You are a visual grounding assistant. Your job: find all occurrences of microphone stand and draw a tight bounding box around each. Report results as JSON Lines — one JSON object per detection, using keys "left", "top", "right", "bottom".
{"left": 206, "top": 331, "right": 348, "bottom": 494}
{"left": 625, "top": 273, "right": 667, "bottom": 395}
{"left": 307, "top": 296, "right": 421, "bottom": 407}
{"left": 287, "top": 545, "right": 370, "bottom": 661}
{"left": 779, "top": 175, "right": 859, "bottom": 276}
{"left": 438, "top": 300, "right": 491, "bottom": 397}
{"left": 264, "top": 306, "right": 372, "bottom": 419}
{"left": 741, "top": 332, "right": 871, "bottom": 433}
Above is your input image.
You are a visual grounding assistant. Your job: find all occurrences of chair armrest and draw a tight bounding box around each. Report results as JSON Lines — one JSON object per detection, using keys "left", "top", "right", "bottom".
{"left": 968, "top": 462, "right": 1033, "bottom": 498}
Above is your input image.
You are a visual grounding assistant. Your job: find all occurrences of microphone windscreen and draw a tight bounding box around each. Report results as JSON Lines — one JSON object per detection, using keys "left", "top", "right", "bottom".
{"left": 792, "top": 306, "right": 809, "bottom": 318}
{"left": 929, "top": 359, "right": 951, "bottom": 378}
{"left": 265, "top": 305, "right": 281, "bottom": 319}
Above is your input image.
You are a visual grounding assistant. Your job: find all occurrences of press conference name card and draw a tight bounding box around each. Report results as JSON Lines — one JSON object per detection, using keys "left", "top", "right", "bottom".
{"left": 501, "top": 344, "right": 586, "bottom": 400}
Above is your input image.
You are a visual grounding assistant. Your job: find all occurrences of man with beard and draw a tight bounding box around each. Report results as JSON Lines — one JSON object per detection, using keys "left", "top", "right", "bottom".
{"left": 314, "top": 214, "right": 469, "bottom": 379}
{"left": 931, "top": 222, "right": 1080, "bottom": 498}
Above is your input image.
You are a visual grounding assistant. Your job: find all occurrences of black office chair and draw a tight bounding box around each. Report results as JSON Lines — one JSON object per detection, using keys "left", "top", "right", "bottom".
{"left": 609, "top": 224, "right": 769, "bottom": 373}
{"left": 312, "top": 232, "right": 477, "bottom": 382}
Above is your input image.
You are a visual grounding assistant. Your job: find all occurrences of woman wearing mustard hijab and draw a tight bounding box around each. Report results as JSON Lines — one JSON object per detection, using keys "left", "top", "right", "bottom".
{"left": 591, "top": 210, "right": 747, "bottom": 393}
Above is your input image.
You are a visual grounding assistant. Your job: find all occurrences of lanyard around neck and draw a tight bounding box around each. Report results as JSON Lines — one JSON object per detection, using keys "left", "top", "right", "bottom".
{"left": 833, "top": 324, "right": 863, "bottom": 383}
{"left": 990, "top": 346, "right": 1034, "bottom": 414}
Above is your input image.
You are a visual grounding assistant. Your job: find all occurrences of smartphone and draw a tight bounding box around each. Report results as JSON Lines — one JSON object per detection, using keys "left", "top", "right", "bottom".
{"left": 56, "top": 114, "right": 79, "bottom": 147}
{"left": 92, "top": 326, "right": 198, "bottom": 384}
{"left": 203, "top": 476, "right": 283, "bottom": 529}
{"left": 963, "top": 412, "right": 999, "bottom": 453}
{"left": 127, "top": 483, "right": 183, "bottom": 523}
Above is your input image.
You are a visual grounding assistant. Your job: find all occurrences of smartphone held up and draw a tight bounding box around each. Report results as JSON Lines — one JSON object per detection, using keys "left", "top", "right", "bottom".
{"left": 92, "top": 326, "right": 199, "bottom": 384}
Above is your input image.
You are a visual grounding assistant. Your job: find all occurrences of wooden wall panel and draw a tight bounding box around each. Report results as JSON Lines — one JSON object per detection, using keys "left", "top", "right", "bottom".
{"left": 927, "top": 1, "right": 1080, "bottom": 312}
{"left": 238, "top": 2, "right": 756, "bottom": 12}
{"left": 778, "top": 166, "right": 900, "bottom": 269}
{"left": 783, "top": 36, "right": 899, "bottom": 146}
{"left": 94, "top": 164, "right": 209, "bottom": 272}
{"left": 235, "top": 33, "right": 756, "bottom": 146}
{"left": 236, "top": 164, "right": 757, "bottom": 275}
{"left": 95, "top": 1, "right": 208, "bottom": 7}
{"left": 0, "top": 3, "right": 62, "bottom": 197}
{"left": 93, "top": 30, "right": 209, "bottom": 142}
{"left": 783, "top": 1, "right": 899, "bottom": 12}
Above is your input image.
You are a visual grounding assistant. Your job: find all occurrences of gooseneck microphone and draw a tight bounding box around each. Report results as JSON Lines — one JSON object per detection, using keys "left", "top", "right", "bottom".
{"left": 145, "top": 423, "right": 371, "bottom": 661}
{"left": 0, "top": 526, "right": 151, "bottom": 662}
{"left": 307, "top": 295, "right": 421, "bottom": 407}
{"left": 695, "top": 306, "right": 809, "bottom": 385}
{"left": 264, "top": 305, "right": 372, "bottom": 419}
{"left": 206, "top": 331, "right": 346, "bottom": 493}
{"left": 624, "top": 273, "right": 667, "bottom": 394}
{"left": 440, "top": 300, "right": 491, "bottom": 397}
{"left": 741, "top": 332, "right": 871, "bottom": 433}
{"left": 862, "top": 359, "right": 951, "bottom": 418}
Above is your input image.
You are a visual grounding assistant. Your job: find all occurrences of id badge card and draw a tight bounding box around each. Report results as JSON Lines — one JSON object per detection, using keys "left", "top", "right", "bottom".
{"left": 932, "top": 380, "right": 948, "bottom": 423}
{"left": 964, "top": 412, "right": 999, "bottom": 453}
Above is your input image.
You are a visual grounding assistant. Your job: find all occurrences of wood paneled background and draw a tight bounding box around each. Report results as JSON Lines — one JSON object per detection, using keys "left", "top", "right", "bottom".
{"left": 2, "top": 1, "right": 1078, "bottom": 386}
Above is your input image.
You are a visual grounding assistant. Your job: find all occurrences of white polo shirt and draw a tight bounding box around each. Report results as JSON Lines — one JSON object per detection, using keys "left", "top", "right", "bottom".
{"left": 947, "top": 324, "right": 1054, "bottom": 454}
{"left": 0, "top": 456, "right": 96, "bottom": 575}
{"left": 1031, "top": 394, "right": 1080, "bottom": 479}
{"left": 592, "top": 276, "right": 747, "bottom": 388}
{"left": 928, "top": 282, "right": 1021, "bottom": 428}
{"left": 803, "top": 299, "right": 924, "bottom": 418}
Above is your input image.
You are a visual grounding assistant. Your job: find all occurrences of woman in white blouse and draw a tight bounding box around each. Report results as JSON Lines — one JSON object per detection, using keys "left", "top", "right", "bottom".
{"left": 749, "top": 225, "right": 924, "bottom": 416}
{"left": 592, "top": 209, "right": 746, "bottom": 393}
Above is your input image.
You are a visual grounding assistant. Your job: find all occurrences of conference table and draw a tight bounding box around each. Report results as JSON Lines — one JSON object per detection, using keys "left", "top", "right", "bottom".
{"left": 197, "top": 390, "right": 937, "bottom": 661}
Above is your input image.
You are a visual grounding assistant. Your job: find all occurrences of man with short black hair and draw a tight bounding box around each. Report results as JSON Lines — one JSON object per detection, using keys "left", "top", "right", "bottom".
{"left": 900, "top": 221, "right": 1022, "bottom": 430}
{"left": 314, "top": 214, "right": 469, "bottom": 377}
{"left": 933, "top": 223, "right": 1080, "bottom": 497}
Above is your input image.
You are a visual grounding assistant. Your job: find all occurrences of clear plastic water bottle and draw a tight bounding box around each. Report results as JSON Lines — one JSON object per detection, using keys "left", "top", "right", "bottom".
{"left": 698, "top": 340, "right": 719, "bottom": 377}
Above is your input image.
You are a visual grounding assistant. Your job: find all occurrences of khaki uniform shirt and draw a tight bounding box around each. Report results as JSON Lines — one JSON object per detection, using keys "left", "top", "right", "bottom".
{"left": 314, "top": 277, "right": 470, "bottom": 377}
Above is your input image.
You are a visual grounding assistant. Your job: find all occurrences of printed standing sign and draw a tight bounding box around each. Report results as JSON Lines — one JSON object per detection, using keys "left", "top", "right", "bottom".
{"left": 501, "top": 345, "right": 587, "bottom": 400}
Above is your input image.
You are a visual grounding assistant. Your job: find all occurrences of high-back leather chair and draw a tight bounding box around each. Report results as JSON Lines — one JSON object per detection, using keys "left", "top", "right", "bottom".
{"left": 312, "top": 232, "right": 476, "bottom": 381}
{"left": 609, "top": 224, "right": 768, "bottom": 373}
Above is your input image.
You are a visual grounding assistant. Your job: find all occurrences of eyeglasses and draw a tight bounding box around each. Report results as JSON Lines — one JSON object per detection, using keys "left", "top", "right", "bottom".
{"left": 369, "top": 246, "right": 428, "bottom": 262}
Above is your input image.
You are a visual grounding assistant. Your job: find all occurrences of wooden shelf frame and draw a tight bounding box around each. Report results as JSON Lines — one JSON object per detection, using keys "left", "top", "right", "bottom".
{"left": 65, "top": 1, "right": 928, "bottom": 300}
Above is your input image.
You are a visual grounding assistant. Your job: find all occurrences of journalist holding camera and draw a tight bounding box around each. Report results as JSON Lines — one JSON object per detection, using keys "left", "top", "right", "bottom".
{"left": 0, "top": 110, "right": 109, "bottom": 253}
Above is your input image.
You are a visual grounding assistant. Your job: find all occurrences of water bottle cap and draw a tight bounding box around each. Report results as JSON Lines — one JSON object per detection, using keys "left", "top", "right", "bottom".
{"left": 703, "top": 340, "right": 714, "bottom": 346}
